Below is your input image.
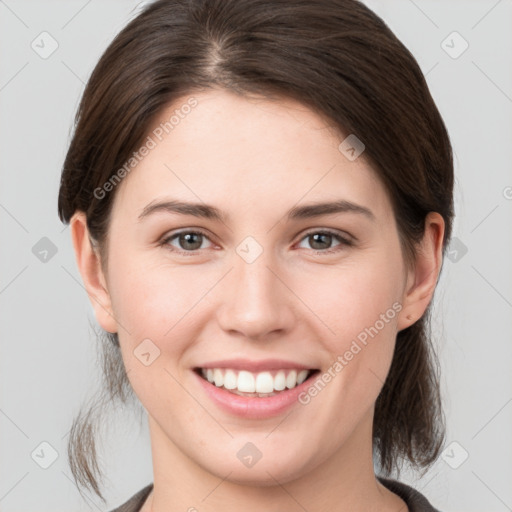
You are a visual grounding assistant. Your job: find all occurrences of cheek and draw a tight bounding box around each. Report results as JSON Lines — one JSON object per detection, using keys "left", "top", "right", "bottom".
{"left": 297, "top": 258, "right": 402, "bottom": 344}
{"left": 106, "top": 258, "right": 218, "bottom": 380}
{"left": 299, "top": 255, "right": 403, "bottom": 402}
{"left": 297, "top": 266, "right": 401, "bottom": 424}
{"left": 108, "top": 261, "right": 209, "bottom": 411}
{"left": 108, "top": 259, "right": 200, "bottom": 331}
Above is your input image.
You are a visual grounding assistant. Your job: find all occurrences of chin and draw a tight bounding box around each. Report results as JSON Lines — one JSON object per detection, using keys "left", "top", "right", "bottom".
{"left": 196, "top": 447, "right": 312, "bottom": 487}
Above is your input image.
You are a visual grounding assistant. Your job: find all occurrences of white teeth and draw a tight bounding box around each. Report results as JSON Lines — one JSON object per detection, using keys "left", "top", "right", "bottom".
{"left": 238, "top": 371, "right": 255, "bottom": 392}
{"left": 297, "top": 369, "right": 309, "bottom": 385}
{"left": 223, "top": 369, "right": 237, "bottom": 390}
{"left": 200, "top": 367, "right": 313, "bottom": 394}
{"left": 213, "top": 368, "right": 224, "bottom": 387}
{"left": 286, "top": 370, "right": 297, "bottom": 389}
{"left": 274, "top": 370, "right": 286, "bottom": 391}
{"left": 255, "top": 372, "right": 274, "bottom": 393}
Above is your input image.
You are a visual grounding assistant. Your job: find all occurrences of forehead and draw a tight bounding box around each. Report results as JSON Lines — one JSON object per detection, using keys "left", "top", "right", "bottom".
{"left": 111, "top": 89, "right": 391, "bottom": 223}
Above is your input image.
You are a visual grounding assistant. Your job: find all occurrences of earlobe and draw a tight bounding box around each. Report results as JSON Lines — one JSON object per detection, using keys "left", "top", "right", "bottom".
{"left": 397, "top": 212, "right": 445, "bottom": 331}
{"left": 70, "top": 212, "right": 118, "bottom": 333}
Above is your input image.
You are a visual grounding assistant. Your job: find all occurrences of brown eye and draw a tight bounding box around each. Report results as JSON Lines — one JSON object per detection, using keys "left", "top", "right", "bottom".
{"left": 161, "top": 230, "right": 213, "bottom": 253}
{"left": 308, "top": 233, "right": 335, "bottom": 250}
{"left": 297, "top": 230, "right": 353, "bottom": 254}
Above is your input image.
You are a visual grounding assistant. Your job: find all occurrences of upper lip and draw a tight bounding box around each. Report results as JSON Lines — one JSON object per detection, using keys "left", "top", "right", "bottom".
{"left": 195, "top": 358, "right": 317, "bottom": 372}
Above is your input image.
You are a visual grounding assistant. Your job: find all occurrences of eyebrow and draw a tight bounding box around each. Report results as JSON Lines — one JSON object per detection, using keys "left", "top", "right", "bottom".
{"left": 137, "top": 199, "right": 375, "bottom": 223}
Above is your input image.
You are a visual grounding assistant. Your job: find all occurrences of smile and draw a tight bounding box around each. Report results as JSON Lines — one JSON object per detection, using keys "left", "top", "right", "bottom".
{"left": 193, "top": 364, "right": 320, "bottom": 419}
{"left": 196, "top": 367, "right": 318, "bottom": 397}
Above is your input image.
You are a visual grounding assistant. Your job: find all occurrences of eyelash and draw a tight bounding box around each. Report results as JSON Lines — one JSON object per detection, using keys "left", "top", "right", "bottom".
{"left": 159, "top": 228, "right": 354, "bottom": 256}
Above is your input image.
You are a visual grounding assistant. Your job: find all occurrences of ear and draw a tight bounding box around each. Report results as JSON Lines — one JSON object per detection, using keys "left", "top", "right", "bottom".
{"left": 397, "top": 212, "right": 445, "bottom": 331}
{"left": 70, "top": 211, "right": 118, "bottom": 333}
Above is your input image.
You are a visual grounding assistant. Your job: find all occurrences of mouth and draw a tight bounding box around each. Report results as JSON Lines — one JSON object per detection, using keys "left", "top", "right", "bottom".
{"left": 193, "top": 367, "right": 321, "bottom": 398}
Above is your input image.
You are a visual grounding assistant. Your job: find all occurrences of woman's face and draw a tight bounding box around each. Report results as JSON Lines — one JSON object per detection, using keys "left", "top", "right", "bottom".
{"left": 91, "top": 89, "right": 418, "bottom": 484}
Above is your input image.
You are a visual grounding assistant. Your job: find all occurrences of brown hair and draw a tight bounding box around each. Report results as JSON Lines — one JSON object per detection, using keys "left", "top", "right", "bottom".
{"left": 58, "top": 0, "right": 454, "bottom": 503}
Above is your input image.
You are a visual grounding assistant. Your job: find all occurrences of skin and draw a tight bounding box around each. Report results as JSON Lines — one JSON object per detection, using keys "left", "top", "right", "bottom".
{"left": 71, "top": 89, "right": 444, "bottom": 512}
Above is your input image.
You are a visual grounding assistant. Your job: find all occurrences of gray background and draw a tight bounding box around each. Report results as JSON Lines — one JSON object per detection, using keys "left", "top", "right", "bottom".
{"left": 1, "top": 0, "right": 511, "bottom": 510}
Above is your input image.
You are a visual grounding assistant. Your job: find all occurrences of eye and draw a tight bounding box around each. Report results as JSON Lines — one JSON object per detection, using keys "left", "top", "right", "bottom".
{"left": 160, "top": 230, "right": 214, "bottom": 254}
{"left": 296, "top": 230, "right": 353, "bottom": 254}
{"left": 160, "top": 228, "right": 353, "bottom": 256}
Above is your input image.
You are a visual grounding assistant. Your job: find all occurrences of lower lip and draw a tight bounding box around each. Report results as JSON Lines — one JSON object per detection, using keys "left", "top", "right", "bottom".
{"left": 193, "top": 370, "right": 317, "bottom": 420}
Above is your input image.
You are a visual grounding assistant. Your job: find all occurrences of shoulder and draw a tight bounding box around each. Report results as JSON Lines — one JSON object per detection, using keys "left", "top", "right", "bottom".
{"left": 108, "top": 483, "right": 154, "bottom": 512}
{"left": 377, "top": 476, "right": 442, "bottom": 512}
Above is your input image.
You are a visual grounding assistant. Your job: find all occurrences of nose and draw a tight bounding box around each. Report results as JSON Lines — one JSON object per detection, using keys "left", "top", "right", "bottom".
{"left": 216, "top": 247, "right": 296, "bottom": 341}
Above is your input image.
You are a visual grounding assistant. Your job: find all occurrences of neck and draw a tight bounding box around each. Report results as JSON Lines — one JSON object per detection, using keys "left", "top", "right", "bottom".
{"left": 145, "top": 412, "right": 406, "bottom": 512}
